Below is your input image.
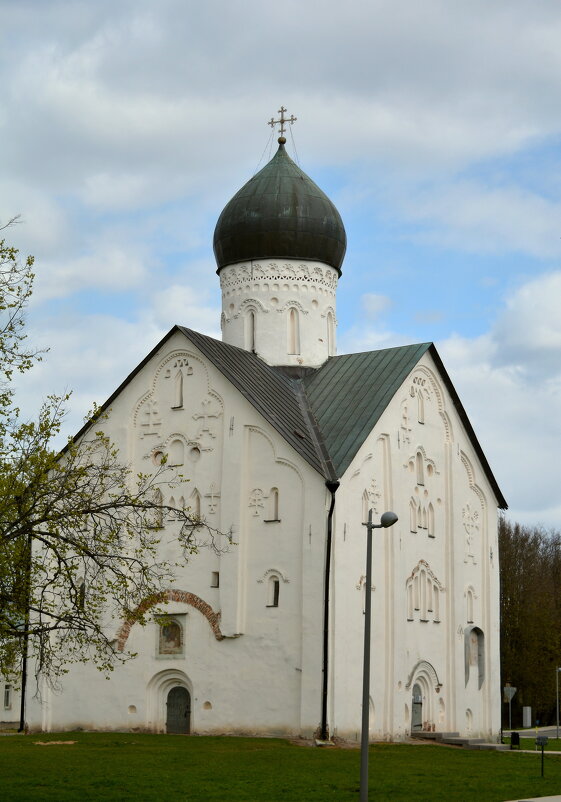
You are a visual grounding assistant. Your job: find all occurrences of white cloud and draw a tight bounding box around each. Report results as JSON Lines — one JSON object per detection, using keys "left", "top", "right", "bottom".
{"left": 400, "top": 181, "right": 561, "bottom": 258}
{"left": 362, "top": 293, "right": 392, "bottom": 319}
{"left": 151, "top": 283, "right": 220, "bottom": 337}
{"left": 492, "top": 271, "right": 561, "bottom": 375}
{"left": 34, "top": 246, "right": 148, "bottom": 301}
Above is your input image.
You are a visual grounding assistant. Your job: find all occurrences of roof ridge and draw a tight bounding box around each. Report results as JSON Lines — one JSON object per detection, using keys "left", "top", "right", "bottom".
{"left": 291, "top": 378, "right": 337, "bottom": 482}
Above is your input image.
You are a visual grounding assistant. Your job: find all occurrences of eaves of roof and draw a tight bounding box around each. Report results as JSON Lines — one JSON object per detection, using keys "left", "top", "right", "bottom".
{"left": 64, "top": 327, "right": 506, "bottom": 510}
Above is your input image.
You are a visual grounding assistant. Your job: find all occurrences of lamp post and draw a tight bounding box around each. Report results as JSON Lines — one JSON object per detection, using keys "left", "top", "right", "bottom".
{"left": 555, "top": 667, "right": 561, "bottom": 740}
{"left": 360, "top": 509, "right": 398, "bottom": 802}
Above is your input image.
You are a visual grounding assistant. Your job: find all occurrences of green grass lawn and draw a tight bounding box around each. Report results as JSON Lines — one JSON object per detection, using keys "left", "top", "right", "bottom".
{"left": 504, "top": 735, "right": 561, "bottom": 752}
{"left": 2, "top": 733, "right": 561, "bottom": 801}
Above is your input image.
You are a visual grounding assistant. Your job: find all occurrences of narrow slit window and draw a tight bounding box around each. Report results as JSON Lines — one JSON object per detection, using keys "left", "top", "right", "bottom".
{"left": 407, "top": 583, "right": 413, "bottom": 620}
{"left": 191, "top": 489, "right": 201, "bottom": 518}
{"left": 265, "top": 488, "right": 279, "bottom": 521}
{"left": 245, "top": 310, "right": 256, "bottom": 351}
{"left": 327, "top": 311, "right": 335, "bottom": 356}
{"left": 287, "top": 308, "right": 300, "bottom": 355}
{"left": 416, "top": 452, "right": 424, "bottom": 486}
{"left": 428, "top": 503, "right": 435, "bottom": 537}
{"left": 410, "top": 499, "right": 417, "bottom": 533}
{"left": 211, "top": 571, "right": 220, "bottom": 588}
{"left": 417, "top": 390, "right": 424, "bottom": 424}
{"left": 172, "top": 371, "right": 184, "bottom": 409}
{"left": 268, "top": 576, "right": 280, "bottom": 607}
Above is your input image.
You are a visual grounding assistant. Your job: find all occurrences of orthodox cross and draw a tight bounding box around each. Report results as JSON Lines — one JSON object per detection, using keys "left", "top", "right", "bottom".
{"left": 193, "top": 399, "right": 219, "bottom": 439}
{"left": 268, "top": 106, "right": 297, "bottom": 137}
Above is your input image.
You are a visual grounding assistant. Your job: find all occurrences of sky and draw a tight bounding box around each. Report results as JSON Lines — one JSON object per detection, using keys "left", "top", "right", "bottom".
{"left": 1, "top": 0, "right": 561, "bottom": 527}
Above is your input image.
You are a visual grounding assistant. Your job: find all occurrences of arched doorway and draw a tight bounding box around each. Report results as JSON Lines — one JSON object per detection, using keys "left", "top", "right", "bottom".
{"left": 166, "top": 686, "right": 191, "bottom": 734}
{"left": 411, "top": 683, "right": 423, "bottom": 731}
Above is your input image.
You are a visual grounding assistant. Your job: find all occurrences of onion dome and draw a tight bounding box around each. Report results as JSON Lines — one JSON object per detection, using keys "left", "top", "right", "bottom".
{"left": 213, "top": 140, "right": 347, "bottom": 275}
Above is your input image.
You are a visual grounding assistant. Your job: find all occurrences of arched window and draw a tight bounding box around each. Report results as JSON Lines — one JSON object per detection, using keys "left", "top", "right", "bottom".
{"left": 409, "top": 499, "right": 417, "bottom": 533}
{"left": 362, "top": 490, "right": 370, "bottom": 524}
{"left": 245, "top": 310, "right": 256, "bottom": 351}
{"left": 172, "top": 371, "right": 184, "bottom": 409}
{"left": 416, "top": 452, "right": 424, "bottom": 486}
{"left": 158, "top": 617, "right": 183, "bottom": 655}
{"left": 420, "top": 569, "right": 427, "bottom": 620}
{"left": 464, "top": 626, "right": 485, "bottom": 688}
{"left": 327, "top": 311, "right": 335, "bottom": 356}
{"left": 407, "top": 583, "right": 414, "bottom": 620}
{"left": 417, "top": 390, "right": 424, "bottom": 424}
{"left": 169, "top": 439, "right": 184, "bottom": 466}
{"left": 433, "top": 586, "right": 440, "bottom": 622}
{"left": 287, "top": 307, "right": 300, "bottom": 355}
{"left": 191, "top": 489, "right": 201, "bottom": 518}
{"left": 267, "top": 575, "right": 280, "bottom": 607}
{"left": 428, "top": 503, "right": 435, "bottom": 537}
{"left": 150, "top": 488, "right": 164, "bottom": 528}
{"left": 267, "top": 488, "right": 279, "bottom": 521}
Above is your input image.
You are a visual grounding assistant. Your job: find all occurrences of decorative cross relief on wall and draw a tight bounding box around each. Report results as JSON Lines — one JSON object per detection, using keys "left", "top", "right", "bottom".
{"left": 355, "top": 575, "right": 375, "bottom": 592}
{"left": 139, "top": 399, "right": 162, "bottom": 438}
{"left": 193, "top": 399, "right": 220, "bottom": 440}
{"left": 400, "top": 399, "right": 412, "bottom": 446}
{"left": 249, "top": 488, "right": 265, "bottom": 516}
{"left": 205, "top": 483, "right": 220, "bottom": 515}
{"left": 463, "top": 503, "right": 479, "bottom": 564}
{"left": 367, "top": 478, "right": 382, "bottom": 514}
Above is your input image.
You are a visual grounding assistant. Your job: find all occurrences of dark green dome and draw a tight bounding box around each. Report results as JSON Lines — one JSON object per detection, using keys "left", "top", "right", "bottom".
{"left": 213, "top": 142, "right": 346, "bottom": 274}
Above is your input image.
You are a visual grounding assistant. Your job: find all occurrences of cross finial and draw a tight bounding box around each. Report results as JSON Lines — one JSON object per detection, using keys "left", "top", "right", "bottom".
{"left": 268, "top": 106, "right": 297, "bottom": 142}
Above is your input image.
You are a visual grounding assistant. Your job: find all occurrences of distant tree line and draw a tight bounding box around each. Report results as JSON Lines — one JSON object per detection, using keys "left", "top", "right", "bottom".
{"left": 500, "top": 517, "right": 561, "bottom": 728}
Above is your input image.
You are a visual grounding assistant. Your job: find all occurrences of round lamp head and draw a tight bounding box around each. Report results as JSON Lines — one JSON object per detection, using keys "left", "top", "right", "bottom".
{"left": 380, "top": 511, "right": 398, "bottom": 528}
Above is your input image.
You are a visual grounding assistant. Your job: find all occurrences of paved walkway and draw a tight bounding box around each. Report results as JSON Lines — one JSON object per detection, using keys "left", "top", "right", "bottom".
{"left": 504, "top": 797, "right": 561, "bottom": 801}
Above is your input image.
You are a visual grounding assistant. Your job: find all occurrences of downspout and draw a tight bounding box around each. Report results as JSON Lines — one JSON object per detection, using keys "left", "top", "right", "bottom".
{"left": 321, "top": 479, "right": 340, "bottom": 741}
{"left": 18, "top": 630, "right": 28, "bottom": 732}
{"left": 18, "top": 531, "right": 31, "bottom": 733}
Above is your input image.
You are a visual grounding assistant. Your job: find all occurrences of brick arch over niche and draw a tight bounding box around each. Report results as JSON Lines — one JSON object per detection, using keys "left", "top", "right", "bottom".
{"left": 116, "top": 589, "right": 224, "bottom": 651}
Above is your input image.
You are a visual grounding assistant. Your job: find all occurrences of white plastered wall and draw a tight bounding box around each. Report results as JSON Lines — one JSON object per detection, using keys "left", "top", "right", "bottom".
{"left": 220, "top": 260, "right": 338, "bottom": 367}
{"left": 26, "top": 330, "right": 328, "bottom": 737}
{"left": 329, "top": 352, "right": 501, "bottom": 742}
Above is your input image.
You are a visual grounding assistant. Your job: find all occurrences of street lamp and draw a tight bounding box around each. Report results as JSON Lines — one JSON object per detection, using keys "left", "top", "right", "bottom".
{"left": 360, "top": 509, "right": 398, "bottom": 802}
{"left": 555, "top": 667, "right": 561, "bottom": 740}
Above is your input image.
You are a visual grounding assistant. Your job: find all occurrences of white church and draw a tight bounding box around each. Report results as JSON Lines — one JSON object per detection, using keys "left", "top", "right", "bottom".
{"left": 18, "top": 118, "right": 506, "bottom": 741}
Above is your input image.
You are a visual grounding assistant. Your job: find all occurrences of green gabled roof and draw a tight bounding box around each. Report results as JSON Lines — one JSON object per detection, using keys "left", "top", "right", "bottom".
{"left": 66, "top": 328, "right": 506, "bottom": 509}
{"left": 303, "top": 343, "right": 432, "bottom": 478}
{"left": 177, "top": 327, "right": 329, "bottom": 477}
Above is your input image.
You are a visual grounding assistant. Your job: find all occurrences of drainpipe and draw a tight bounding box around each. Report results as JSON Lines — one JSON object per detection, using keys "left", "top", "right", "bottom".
{"left": 18, "top": 532, "right": 31, "bottom": 733}
{"left": 320, "top": 480, "right": 340, "bottom": 741}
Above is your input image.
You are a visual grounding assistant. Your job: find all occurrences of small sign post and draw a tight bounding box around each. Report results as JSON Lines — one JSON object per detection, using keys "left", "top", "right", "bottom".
{"left": 504, "top": 685, "right": 517, "bottom": 731}
{"left": 536, "top": 735, "right": 548, "bottom": 777}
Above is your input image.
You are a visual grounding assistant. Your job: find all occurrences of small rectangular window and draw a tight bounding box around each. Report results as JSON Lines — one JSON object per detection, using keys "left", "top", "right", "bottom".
{"left": 4, "top": 684, "right": 12, "bottom": 710}
{"left": 211, "top": 571, "right": 220, "bottom": 588}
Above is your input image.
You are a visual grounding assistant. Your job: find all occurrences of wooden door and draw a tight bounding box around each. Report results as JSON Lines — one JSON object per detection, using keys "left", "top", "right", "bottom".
{"left": 166, "top": 686, "right": 191, "bottom": 734}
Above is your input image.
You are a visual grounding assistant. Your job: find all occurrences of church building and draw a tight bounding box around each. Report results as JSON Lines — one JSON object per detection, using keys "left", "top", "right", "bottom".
{"left": 24, "top": 117, "right": 506, "bottom": 741}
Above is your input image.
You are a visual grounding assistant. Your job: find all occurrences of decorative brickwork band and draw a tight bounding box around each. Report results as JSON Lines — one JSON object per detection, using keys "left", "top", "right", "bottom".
{"left": 115, "top": 589, "right": 224, "bottom": 651}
